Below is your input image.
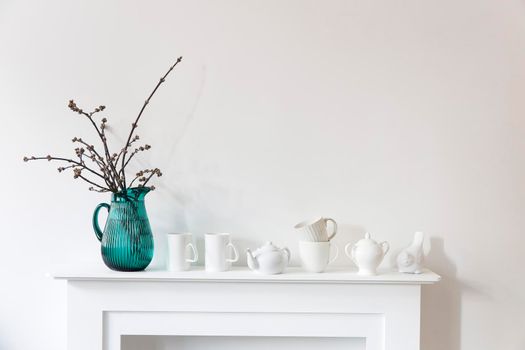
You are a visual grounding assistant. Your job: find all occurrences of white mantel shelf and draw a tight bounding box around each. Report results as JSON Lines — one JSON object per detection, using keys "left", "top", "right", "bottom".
{"left": 56, "top": 265, "right": 440, "bottom": 350}
{"left": 51, "top": 266, "right": 441, "bottom": 284}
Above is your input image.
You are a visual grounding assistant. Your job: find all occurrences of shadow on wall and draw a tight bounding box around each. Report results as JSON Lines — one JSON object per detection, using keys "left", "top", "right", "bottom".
{"left": 421, "top": 237, "right": 461, "bottom": 350}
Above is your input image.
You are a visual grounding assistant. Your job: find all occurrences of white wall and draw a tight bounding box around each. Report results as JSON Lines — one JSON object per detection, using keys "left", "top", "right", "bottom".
{"left": 1, "top": 0, "right": 525, "bottom": 349}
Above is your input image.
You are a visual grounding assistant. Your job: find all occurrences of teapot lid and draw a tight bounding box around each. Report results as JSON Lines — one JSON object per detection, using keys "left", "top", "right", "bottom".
{"left": 355, "top": 233, "right": 379, "bottom": 247}
{"left": 255, "top": 241, "right": 281, "bottom": 254}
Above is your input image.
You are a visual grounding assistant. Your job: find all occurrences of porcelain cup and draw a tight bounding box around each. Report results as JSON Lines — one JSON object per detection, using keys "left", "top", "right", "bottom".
{"left": 294, "top": 217, "right": 338, "bottom": 242}
{"left": 167, "top": 233, "right": 198, "bottom": 271}
{"left": 299, "top": 241, "right": 339, "bottom": 273}
{"left": 205, "top": 233, "right": 239, "bottom": 272}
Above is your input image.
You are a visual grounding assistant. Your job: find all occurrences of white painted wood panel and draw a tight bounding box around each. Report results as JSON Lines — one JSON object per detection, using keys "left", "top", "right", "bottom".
{"left": 55, "top": 267, "right": 439, "bottom": 350}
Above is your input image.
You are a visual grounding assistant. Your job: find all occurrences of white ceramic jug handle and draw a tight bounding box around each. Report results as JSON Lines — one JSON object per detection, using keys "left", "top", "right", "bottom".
{"left": 345, "top": 243, "right": 358, "bottom": 266}
{"left": 380, "top": 241, "right": 390, "bottom": 256}
{"left": 185, "top": 243, "right": 198, "bottom": 263}
{"left": 226, "top": 243, "right": 239, "bottom": 263}
{"left": 328, "top": 245, "right": 339, "bottom": 264}
{"left": 325, "top": 218, "right": 338, "bottom": 241}
{"left": 283, "top": 247, "right": 291, "bottom": 263}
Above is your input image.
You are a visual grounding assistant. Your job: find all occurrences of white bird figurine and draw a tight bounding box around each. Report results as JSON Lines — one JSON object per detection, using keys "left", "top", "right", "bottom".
{"left": 396, "top": 232, "right": 427, "bottom": 274}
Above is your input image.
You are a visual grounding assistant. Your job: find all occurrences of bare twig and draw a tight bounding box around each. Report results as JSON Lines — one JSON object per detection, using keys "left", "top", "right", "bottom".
{"left": 119, "top": 144, "right": 151, "bottom": 176}
{"left": 77, "top": 174, "right": 111, "bottom": 192}
{"left": 120, "top": 57, "right": 182, "bottom": 187}
{"left": 142, "top": 168, "right": 162, "bottom": 186}
{"left": 24, "top": 58, "right": 182, "bottom": 193}
{"left": 25, "top": 156, "right": 105, "bottom": 181}
{"left": 81, "top": 111, "right": 123, "bottom": 190}
{"left": 72, "top": 137, "right": 114, "bottom": 189}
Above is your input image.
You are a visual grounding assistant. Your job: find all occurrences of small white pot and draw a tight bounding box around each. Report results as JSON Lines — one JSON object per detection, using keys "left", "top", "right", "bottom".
{"left": 345, "top": 233, "right": 389, "bottom": 276}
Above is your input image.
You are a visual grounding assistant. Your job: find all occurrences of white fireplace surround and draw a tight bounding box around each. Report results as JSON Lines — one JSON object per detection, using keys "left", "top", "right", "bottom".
{"left": 52, "top": 267, "right": 440, "bottom": 350}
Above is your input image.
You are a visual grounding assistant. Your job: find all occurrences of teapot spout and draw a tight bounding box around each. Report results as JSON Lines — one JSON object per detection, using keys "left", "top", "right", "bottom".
{"left": 246, "top": 248, "right": 259, "bottom": 271}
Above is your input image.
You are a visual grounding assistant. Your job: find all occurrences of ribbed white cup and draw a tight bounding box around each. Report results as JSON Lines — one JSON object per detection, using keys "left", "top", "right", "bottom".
{"left": 294, "top": 217, "right": 338, "bottom": 242}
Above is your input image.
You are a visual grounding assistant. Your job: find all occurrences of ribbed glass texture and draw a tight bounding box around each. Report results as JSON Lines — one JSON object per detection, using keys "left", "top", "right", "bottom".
{"left": 93, "top": 187, "right": 154, "bottom": 271}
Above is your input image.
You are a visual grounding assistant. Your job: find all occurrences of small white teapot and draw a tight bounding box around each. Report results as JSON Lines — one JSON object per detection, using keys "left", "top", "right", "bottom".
{"left": 246, "top": 242, "right": 291, "bottom": 275}
{"left": 345, "top": 233, "right": 389, "bottom": 276}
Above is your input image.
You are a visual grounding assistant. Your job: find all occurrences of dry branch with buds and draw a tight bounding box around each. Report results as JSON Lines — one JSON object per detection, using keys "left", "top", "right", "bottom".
{"left": 24, "top": 57, "right": 183, "bottom": 193}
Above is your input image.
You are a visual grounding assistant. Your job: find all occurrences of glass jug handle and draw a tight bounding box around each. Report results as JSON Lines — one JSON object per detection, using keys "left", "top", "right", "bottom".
{"left": 92, "top": 203, "right": 110, "bottom": 242}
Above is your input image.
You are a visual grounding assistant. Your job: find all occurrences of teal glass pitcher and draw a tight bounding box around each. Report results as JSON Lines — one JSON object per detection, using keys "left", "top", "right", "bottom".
{"left": 92, "top": 187, "right": 154, "bottom": 271}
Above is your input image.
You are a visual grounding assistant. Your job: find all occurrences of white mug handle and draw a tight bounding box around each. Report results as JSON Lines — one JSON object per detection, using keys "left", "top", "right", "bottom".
{"left": 185, "top": 243, "right": 198, "bottom": 263}
{"left": 328, "top": 245, "right": 339, "bottom": 264}
{"left": 226, "top": 242, "right": 239, "bottom": 263}
{"left": 325, "top": 218, "right": 338, "bottom": 241}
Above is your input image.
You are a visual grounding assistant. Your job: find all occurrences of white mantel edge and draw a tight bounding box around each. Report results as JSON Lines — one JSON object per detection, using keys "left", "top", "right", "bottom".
{"left": 49, "top": 265, "right": 441, "bottom": 284}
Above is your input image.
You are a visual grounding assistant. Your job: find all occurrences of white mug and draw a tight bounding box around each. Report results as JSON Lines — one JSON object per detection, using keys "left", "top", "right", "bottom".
{"left": 205, "top": 233, "right": 239, "bottom": 272}
{"left": 299, "top": 241, "right": 339, "bottom": 273}
{"left": 294, "top": 217, "right": 338, "bottom": 242}
{"left": 167, "top": 233, "right": 198, "bottom": 271}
